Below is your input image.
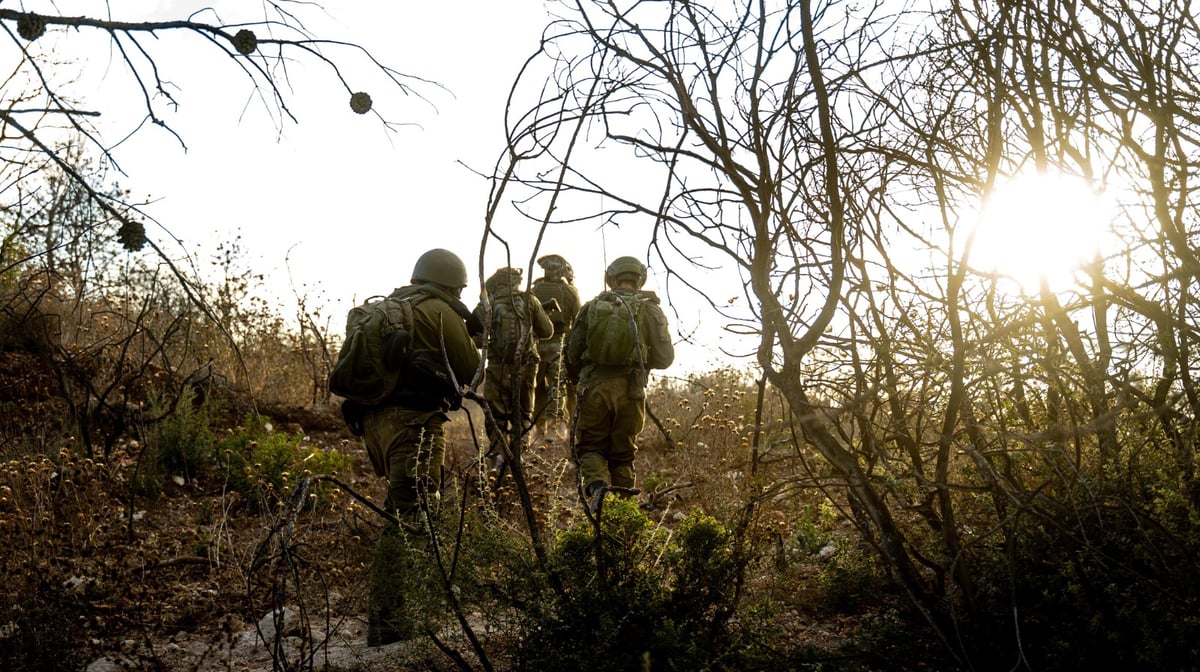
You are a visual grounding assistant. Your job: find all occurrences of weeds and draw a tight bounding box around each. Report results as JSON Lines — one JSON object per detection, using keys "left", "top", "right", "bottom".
{"left": 215, "top": 413, "right": 351, "bottom": 512}
{"left": 513, "top": 498, "right": 766, "bottom": 671}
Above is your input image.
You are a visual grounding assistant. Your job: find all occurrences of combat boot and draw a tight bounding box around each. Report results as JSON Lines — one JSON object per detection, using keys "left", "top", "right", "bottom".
{"left": 585, "top": 480, "right": 608, "bottom": 514}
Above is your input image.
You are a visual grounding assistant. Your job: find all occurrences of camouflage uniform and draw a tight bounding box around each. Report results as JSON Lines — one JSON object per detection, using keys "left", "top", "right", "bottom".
{"left": 362, "top": 249, "right": 481, "bottom": 647}
{"left": 531, "top": 255, "right": 582, "bottom": 436}
{"left": 472, "top": 267, "right": 553, "bottom": 472}
{"left": 565, "top": 257, "right": 673, "bottom": 508}
{"left": 362, "top": 288, "right": 480, "bottom": 515}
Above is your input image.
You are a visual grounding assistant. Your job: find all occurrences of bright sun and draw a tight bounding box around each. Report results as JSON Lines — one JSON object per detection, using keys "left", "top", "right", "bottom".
{"left": 966, "top": 172, "right": 1112, "bottom": 294}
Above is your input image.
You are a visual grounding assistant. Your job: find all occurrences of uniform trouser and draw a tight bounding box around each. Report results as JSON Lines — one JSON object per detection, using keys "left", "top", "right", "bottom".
{"left": 484, "top": 361, "right": 538, "bottom": 459}
{"left": 368, "top": 529, "right": 421, "bottom": 644}
{"left": 363, "top": 406, "right": 447, "bottom": 644}
{"left": 534, "top": 339, "right": 573, "bottom": 427}
{"left": 572, "top": 375, "right": 645, "bottom": 491}
{"left": 363, "top": 406, "right": 448, "bottom": 514}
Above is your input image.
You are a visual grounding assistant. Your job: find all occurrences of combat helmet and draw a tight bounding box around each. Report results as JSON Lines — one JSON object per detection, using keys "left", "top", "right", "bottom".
{"left": 412, "top": 248, "right": 468, "bottom": 290}
{"left": 485, "top": 266, "right": 523, "bottom": 294}
{"left": 605, "top": 256, "right": 647, "bottom": 289}
{"left": 537, "top": 254, "right": 574, "bottom": 283}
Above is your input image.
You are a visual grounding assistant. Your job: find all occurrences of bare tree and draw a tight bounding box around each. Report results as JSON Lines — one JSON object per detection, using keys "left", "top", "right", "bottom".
{"left": 1, "top": 1, "right": 433, "bottom": 294}
{"left": 0, "top": 2, "right": 436, "bottom": 453}
{"left": 488, "top": 0, "right": 1200, "bottom": 665}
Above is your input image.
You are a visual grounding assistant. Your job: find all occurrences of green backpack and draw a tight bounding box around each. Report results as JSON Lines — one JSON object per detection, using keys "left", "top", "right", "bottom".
{"left": 489, "top": 293, "right": 531, "bottom": 363}
{"left": 328, "top": 294, "right": 417, "bottom": 405}
{"left": 532, "top": 277, "right": 568, "bottom": 333}
{"left": 585, "top": 291, "right": 649, "bottom": 367}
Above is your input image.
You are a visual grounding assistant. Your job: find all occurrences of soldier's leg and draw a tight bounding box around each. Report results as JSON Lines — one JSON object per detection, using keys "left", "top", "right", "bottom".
{"left": 518, "top": 362, "right": 539, "bottom": 439}
{"left": 405, "top": 412, "right": 448, "bottom": 515}
{"left": 483, "top": 366, "right": 511, "bottom": 468}
{"left": 365, "top": 408, "right": 446, "bottom": 645}
{"left": 368, "top": 527, "right": 417, "bottom": 645}
{"left": 562, "top": 374, "right": 578, "bottom": 438}
{"left": 573, "top": 377, "right": 624, "bottom": 497}
{"left": 538, "top": 343, "right": 563, "bottom": 438}
{"left": 366, "top": 408, "right": 449, "bottom": 519}
{"left": 608, "top": 395, "right": 647, "bottom": 491}
{"left": 533, "top": 358, "right": 551, "bottom": 436}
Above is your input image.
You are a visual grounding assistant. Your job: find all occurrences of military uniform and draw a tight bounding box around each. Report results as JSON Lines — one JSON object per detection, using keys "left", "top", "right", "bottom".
{"left": 472, "top": 267, "right": 553, "bottom": 472}
{"left": 531, "top": 255, "right": 582, "bottom": 437}
{"left": 363, "top": 285, "right": 480, "bottom": 515}
{"left": 361, "top": 249, "right": 481, "bottom": 647}
{"left": 564, "top": 257, "right": 673, "bottom": 508}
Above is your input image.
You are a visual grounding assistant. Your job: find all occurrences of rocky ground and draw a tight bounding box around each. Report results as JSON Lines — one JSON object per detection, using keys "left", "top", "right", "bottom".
{"left": 0, "top": 350, "right": 874, "bottom": 671}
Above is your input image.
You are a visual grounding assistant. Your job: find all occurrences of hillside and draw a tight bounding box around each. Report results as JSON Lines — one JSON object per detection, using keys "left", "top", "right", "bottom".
{"left": 1, "top": 347, "right": 892, "bottom": 671}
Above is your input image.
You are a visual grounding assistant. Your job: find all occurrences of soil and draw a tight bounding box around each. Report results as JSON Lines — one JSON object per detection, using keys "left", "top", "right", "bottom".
{"left": 0, "top": 350, "right": 871, "bottom": 671}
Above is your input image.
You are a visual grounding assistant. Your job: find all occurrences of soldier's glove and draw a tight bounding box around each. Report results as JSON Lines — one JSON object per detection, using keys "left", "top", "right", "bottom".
{"left": 341, "top": 399, "right": 366, "bottom": 437}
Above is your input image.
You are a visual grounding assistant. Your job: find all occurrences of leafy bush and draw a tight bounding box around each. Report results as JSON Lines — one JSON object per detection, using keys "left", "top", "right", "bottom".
{"left": 214, "top": 414, "right": 349, "bottom": 511}
{"left": 131, "top": 388, "right": 217, "bottom": 496}
{"left": 815, "top": 544, "right": 884, "bottom": 614}
{"left": 514, "top": 499, "right": 765, "bottom": 671}
{"left": 962, "top": 488, "right": 1200, "bottom": 671}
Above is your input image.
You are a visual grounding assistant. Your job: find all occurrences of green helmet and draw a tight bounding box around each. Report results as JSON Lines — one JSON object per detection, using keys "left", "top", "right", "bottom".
{"left": 537, "top": 254, "right": 574, "bottom": 283}
{"left": 605, "top": 256, "right": 647, "bottom": 288}
{"left": 411, "top": 248, "right": 468, "bottom": 289}
{"left": 485, "top": 266, "right": 522, "bottom": 294}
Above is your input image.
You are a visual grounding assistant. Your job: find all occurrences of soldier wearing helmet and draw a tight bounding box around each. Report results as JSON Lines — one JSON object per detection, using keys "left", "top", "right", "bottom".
{"left": 530, "top": 254, "right": 582, "bottom": 440}
{"left": 362, "top": 247, "right": 481, "bottom": 646}
{"left": 472, "top": 266, "right": 553, "bottom": 482}
{"left": 564, "top": 255, "right": 674, "bottom": 513}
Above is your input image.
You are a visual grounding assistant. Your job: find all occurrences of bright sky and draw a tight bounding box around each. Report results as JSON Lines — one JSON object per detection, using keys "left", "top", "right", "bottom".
{"left": 966, "top": 171, "right": 1114, "bottom": 295}
{"left": 25, "top": 1, "right": 729, "bottom": 374}
{"left": 17, "top": 2, "right": 1126, "bottom": 380}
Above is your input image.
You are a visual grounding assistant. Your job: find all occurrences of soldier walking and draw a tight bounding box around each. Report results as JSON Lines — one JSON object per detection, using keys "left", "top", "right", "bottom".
{"left": 531, "top": 254, "right": 581, "bottom": 440}
{"left": 564, "top": 256, "right": 674, "bottom": 513}
{"left": 340, "top": 248, "right": 481, "bottom": 646}
{"left": 473, "top": 266, "right": 553, "bottom": 480}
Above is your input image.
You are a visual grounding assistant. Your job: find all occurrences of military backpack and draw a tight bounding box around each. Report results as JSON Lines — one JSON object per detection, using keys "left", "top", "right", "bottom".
{"left": 328, "top": 293, "right": 417, "bottom": 406}
{"left": 585, "top": 291, "right": 650, "bottom": 368}
{"left": 532, "top": 277, "right": 569, "bottom": 334}
{"left": 488, "top": 293, "right": 533, "bottom": 363}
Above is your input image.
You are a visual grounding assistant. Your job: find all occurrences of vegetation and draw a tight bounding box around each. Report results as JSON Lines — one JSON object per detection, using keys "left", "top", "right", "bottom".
{"left": 4, "top": 1, "right": 1200, "bottom": 671}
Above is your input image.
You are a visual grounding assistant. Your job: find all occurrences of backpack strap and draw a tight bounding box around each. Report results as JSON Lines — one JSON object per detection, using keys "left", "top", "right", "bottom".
{"left": 391, "top": 283, "right": 483, "bottom": 336}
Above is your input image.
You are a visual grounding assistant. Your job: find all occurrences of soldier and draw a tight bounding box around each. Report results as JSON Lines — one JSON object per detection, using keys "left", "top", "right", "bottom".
{"left": 360, "top": 248, "right": 481, "bottom": 646}
{"left": 530, "top": 254, "right": 581, "bottom": 439}
{"left": 565, "top": 256, "right": 674, "bottom": 513}
{"left": 473, "top": 266, "right": 553, "bottom": 480}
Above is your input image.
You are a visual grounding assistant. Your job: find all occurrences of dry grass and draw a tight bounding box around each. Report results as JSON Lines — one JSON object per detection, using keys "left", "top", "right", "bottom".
{"left": 0, "top": 279, "right": 911, "bottom": 670}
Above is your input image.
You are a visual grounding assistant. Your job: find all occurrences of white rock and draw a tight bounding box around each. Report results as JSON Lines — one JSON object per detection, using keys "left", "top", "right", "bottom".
{"left": 257, "top": 606, "right": 299, "bottom": 643}
{"left": 817, "top": 541, "right": 838, "bottom": 560}
{"left": 84, "top": 657, "right": 124, "bottom": 672}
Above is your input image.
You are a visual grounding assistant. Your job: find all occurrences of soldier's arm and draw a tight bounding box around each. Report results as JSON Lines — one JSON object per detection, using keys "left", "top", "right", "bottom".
{"left": 470, "top": 302, "right": 486, "bottom": 349}
{"left": 565, "top": 286, "right": 582, "bottom": 321}
{"left": 643, "top": 303, "right": 675, "bottom": 370}
{"left": 442, "top": 310, "right": 482, "bottom": 385}
{"left": 530, "top": 297, "right": 554, "bottom": 339}
{"left": 564, "top": 303, "right": 589, "bottom": 382}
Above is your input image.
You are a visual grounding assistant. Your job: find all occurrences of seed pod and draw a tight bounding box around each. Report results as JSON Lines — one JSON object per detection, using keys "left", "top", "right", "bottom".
{"left": 117, "top": 221, "right": 147, "bottom": 252}
{"left": 349, "top": 91, "right": 372, "bottom": 114}
{"left": 232, "top": 29, "right": 257, "bottom": 55}
{"left": 17, "top": 13, "right": 46, "bottom": 42}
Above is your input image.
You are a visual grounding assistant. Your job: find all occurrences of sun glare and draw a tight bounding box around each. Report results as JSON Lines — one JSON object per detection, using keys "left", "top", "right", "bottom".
{"left": 966, "top": 172, "right": 1112, "bottom": 294}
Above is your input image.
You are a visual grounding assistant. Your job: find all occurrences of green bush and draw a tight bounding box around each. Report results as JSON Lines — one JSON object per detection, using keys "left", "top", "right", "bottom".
{"left": 961, "top": 486, "right": 1200, "bottom": 671}
{"left": 816, "top": 544, "right": 884, "bottom": 614}
{"left": 515, "top": 499, "right": 765, "bottom": 671}
{"left": 147, "top": 388, "right": 215, "bottom": 488}
{"left": 214, "top": 414, "right": 348, "bottom": 511}
{"left": 0, "top": 597, "right": 87, "bottom": 672}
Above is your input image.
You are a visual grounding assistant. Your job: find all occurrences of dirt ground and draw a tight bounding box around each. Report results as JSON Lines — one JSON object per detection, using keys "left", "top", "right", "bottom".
{"left": 0, "top": 349, "right": 868, "bottom": 671}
